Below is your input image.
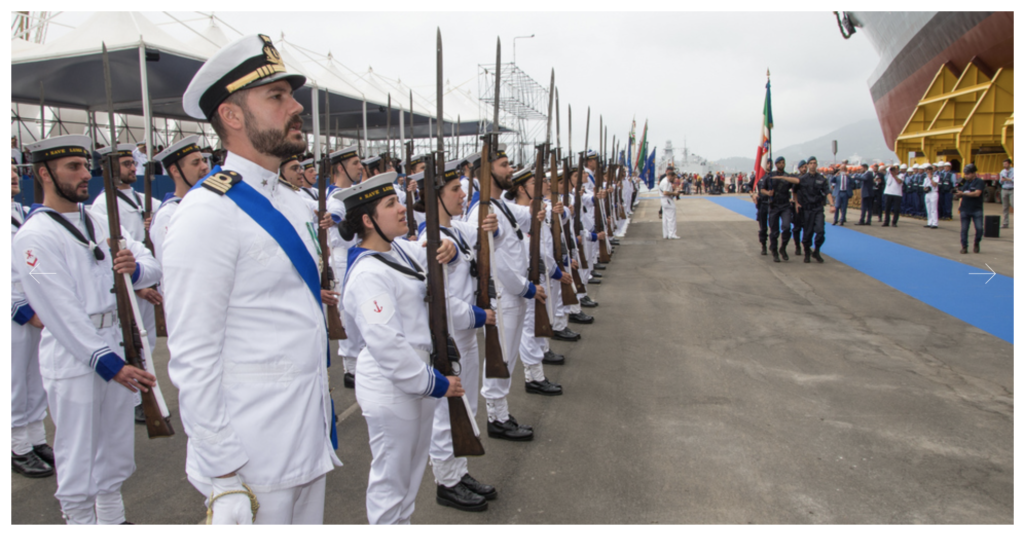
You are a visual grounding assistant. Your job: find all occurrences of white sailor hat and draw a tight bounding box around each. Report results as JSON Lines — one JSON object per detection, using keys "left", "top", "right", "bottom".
{"left": 328, "top": 146, "right": 359, "bottom": 165}
{"left": 338, "top": 171, "right": 398, "bottom": 211}
{"left": 510, "top": 167, "right": 534, "bottom": 188}
{"left": 97, "top": 143, "right": 136, "bottom": 158}
{"left": 585, "top": 149, "right": 598, "bottom": 160}
{"left": 464, "top": 152, "right": 481, "bottom": 168}
{"left": 407, "top": 153, "right": 428, "bottom": 168}
{"left": 202, "top": 152, "right": 213, "bottom": 160}
{"left": 26, "top": 135, "right": 93, "bottom": 163}
{"left": 362, "top": 155, "right": 382, "bottom": 167}
{"left": 899, "top": 164, "right": 907, "bottom": 170}
{"left": 279, "top": 153, "right": 303, "bottom": 166}
{"left": 154, "top": 135, "right": 202, "bottom": 167}
{"left": 301, "top": 157, "right": 316, "bottom": 169}
{"left": 943, "top": 161, "right": 952, "bottom": 167}
{"left": 183, "top": 34, "right": 306, "bottom": 120}
{"left": 491, "top": 143, "right": 508, "bottom": 162}
{"left": 415, "top": 157, "right": 466, "bottom": 190}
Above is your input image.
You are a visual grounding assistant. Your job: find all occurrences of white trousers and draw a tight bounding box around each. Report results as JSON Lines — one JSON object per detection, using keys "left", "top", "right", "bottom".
{"left": 661, "top": 199, "right": 677, "bottom": 238}
{"left": 519, "top": 296, "right": 547, "bottom": 376}
{"left": 481, "top": 293, "right": 525, "bottom": 422}
{"left": 925, "top": 192, "right": 939, "bottom": 227}
{"left": 12, "top": 321, "right": 47, "bottom": 453}
{"left": 360, "top": 396, "right": 434, "bottom": 524}
{"left": 42, "top": 372, "right": 135, "bottom": 525}
{"left": 429, "top": 327, "right": 480, "bottom": 487}
{"left": 189, "top": 473, "right": 326, "bottom": 524}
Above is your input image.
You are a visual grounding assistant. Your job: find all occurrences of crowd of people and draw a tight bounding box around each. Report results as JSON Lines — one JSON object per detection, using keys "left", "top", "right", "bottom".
{"left": 750, "top": 156, "right": 1008, "bottom": 260}
{"left": 10, "top": 34, "right": 644, "bottom": 525}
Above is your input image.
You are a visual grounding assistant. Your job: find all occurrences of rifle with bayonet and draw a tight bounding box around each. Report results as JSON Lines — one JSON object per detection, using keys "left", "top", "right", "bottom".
{"left": 550, "top": 142, "right": 578, "bottom": 306}
{"left": 406, "top": 92, "right": 418, "bottom": 239}
{"left": 562, "top": 154, "right": 586, "bottom": 294}
{"left": 478, "top": 37, "right": 509, "bottom": 379}
{"left": 101, "top": 43, "right": 173, "bottom": 439}
{"left": 594, "top": 118, "right": 611, "bottom": 264}
{"left": 315, "top": 86, "right": 347, "bottom": 341}
{"left": 430, "top": 30, "right": 485, "bottom": 457}
{"left": 529, "top": 144, "right": 554, "bottom": 338}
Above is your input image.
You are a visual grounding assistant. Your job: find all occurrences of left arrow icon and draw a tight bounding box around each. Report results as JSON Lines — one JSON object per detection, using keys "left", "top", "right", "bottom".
{"left": 29, "top": 263, "right": 56, "bottom": 284}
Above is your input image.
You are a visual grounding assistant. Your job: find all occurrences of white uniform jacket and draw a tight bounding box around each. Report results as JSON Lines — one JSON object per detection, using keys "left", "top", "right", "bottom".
{"left": 13, "top": 204, "right": 162, "bottom": 380}
{"left": 342, "top": 240, "right": 452, "bottom": 404}
{"left": 150, "top": 194, "right": 181, "bottom": 266}
{"left": 11, "top": 202, "right": 35, "bottom": 325}
{"left": 468, "top": 196, "right": 536, "bottom": 300}
{"left": 163, "top": 153, "right": 340, "bottom": 493}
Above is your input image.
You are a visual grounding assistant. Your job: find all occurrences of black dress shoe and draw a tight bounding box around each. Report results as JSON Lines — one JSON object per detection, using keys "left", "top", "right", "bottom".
{"left": 12, "top": 450, "right": 53, "bottom": 478}
{"left": 436, "top": 483, "right": 488, "bottom": 512}
{"left": 591, "top": 272, "right": 603, "bottom": 278}
{"left": 343, "top": 372, "right": 355, "bottom": 389}
{"left": 569, "top": 312, "right": 594, "bottom": 324}
{"left": 610, "top": 238, "right": 621, "bottom": 245}
{"left": 487, "top": 419, "right": 534, "bottom": 441}
{"left": 460, "top": 473, "right": 497, "bottom": 500}
{"left": 587, "top": 278, "right": 601, "bottom": 285}
{"left": 506, "top": 415, "right": 533, "bottom": 432}
{"left": 542, "top": 350, "right": 566, "bottom": 365}
{"left": 135, "top": 404, "right": 147, "bottom": 424}
{"left": 551, "top": 328, "right": 580, "bottom": 342}
{"left": 593, "top": 263, "right": 608, "bottom": 270}
{"left": 580, "top": 296, "right": 599, "bottom": 308}
{"left": 525, "top": 378, "right": 563, "bottom": 396}
{"left": 33, "top": 444, "right": 54, "bottom": 467}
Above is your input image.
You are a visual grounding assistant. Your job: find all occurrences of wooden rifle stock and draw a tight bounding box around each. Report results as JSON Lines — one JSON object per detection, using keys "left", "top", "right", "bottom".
{"left": 550, "top": 148, "right": 577, "bottom": 305}
{"left": 476, "top": 135, "right": 509, "bottom": 379}
{"left": 573, "top": 151, "right": 589, "bottom": 270}
{"left": 529, "top": 146, "right": 554, "bottom": 337}
{"left": 424, "top": 153, "right": 485, "bottom": 458}
{"left": 318, "top": 155, "right": 347, "bottom": 340}
{"left": 594, "top": 157, "right": 612, "bottom": 263}
{"left": 563, "top": 156, "right": 586, "bottom": 294}
{"left": 142, "top": 161, "right": 168, "bottom": 337}
{"left": 101, "top": 155, "right": 174, "bottom": 438}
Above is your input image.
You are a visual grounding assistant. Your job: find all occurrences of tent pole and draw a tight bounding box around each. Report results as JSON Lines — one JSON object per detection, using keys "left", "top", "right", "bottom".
{"left": 362, "top": 97, "right": 368, "bottom": 157}
{"left": 139, "top": 41, "right": 153, "bottom": 165}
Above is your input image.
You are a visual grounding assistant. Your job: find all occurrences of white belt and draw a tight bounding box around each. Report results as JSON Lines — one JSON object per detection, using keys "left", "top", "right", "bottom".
{"left": 90, "top": 311, "right": 117, "bottom": 329}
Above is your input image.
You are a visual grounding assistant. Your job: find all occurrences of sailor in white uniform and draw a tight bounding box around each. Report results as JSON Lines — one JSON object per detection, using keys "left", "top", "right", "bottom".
{"left": 165, "top": 34, "right": 340, "bottom": 525}
{"left": 278, "top": 153, "right": 305, "bottom": 189}
{"left": 409, "top": 159, "right": 499, "bottom": 512}
{"left": 568, "top": 163, "right": 602, "bottom": 311}
{"left": 322, "top": 145, "right": 365, "bottom": 389}
{"left": 150, "top": 136, "right": 208, "bottom": 266}
{"left": 400, "top": 154, "right": 427, "bottom": 237}
{"left": 506, "top": 168, "right": 564, "bottom": 395}
{"left": 659, "top": 168, "right": 680, "bottom": 239}
{"left": 542, "top": 167, "right": 580, "bottom": 346}
{"left": 468, "top": 154, "right": 546, "bottom": 441}
{"left": 14, "top": 135, "right": 162, "bottom": 524}
{"left": 338, "top": 173, "right": 461, "bottom": 524}
{"left": 458, "top": 155, "right": 481, "bottom": 220}
{"left": 11, "top": 159, "right": 53, "bottom": 479}
{"left": 300, "top": 157, "right": 319, "bottom": 201}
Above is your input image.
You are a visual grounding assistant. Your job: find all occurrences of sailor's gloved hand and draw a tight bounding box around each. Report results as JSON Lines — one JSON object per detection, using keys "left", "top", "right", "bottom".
{"left": 208, "top": 475, "right": 255, "bottom": 525}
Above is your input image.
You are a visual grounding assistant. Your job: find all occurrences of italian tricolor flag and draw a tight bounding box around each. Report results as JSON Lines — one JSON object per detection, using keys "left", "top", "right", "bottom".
{"left": 754, "top": 78, "right": 773, "bottom": 181}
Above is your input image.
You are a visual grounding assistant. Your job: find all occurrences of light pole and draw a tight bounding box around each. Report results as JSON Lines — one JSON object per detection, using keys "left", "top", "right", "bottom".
{"left": 513, "top": 34, "right": 534, "bottom": 66}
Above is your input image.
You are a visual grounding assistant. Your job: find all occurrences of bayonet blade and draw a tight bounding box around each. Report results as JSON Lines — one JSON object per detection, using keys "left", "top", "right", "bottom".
{"left": 437, "top": 28, "right": 444, "bottom": 158}
{"left": 545, "top": 69, "right": 554, "bottom": 147}
{"left": 312, "top": 84, "right": 321, "bottom": 162}
{"left": 555, "top": 88, "right": 560, "bottom": 151}
{"left": 493, "top": 37, "right": 500, "bottom": 134}
{"left": 583, "top": 107, "right": 590, "bottom": 157}
{"left": 101, "top": 43, "right": 117, "bottom": 146}
{"left": 386, "top": 93, "right": 391, "bottom": 162}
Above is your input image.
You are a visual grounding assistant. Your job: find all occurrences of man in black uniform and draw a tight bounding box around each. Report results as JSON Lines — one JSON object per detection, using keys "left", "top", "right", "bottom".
{"left": 753, "top": 167, "right": 772, "bottom": 255}
{"left": 790, "top": 160, "right": 808, "bottom": 255}
{"left": 764, "top": 156, "right": 799, "bottom": 262}
{"left": 780, "top": 156, "right": 832, "bottom": 263}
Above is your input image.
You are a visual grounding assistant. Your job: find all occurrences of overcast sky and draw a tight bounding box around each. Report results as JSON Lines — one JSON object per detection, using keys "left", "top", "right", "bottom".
{"left": 33, "top": 10, "right": 882, "bottom": 162}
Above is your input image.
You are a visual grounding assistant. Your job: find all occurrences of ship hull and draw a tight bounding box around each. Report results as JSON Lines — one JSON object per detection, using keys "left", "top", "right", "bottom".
{"left": 848, "top": 11, "right": 1013, "bottom": 150}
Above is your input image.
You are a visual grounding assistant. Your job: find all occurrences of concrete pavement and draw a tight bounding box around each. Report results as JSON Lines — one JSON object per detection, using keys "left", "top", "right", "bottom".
{"left": 11, "top": 196, "right": 1012, "bottom": 524}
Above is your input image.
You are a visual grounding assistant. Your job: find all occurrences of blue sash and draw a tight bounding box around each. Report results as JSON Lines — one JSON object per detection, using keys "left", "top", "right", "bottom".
{"left": 194, "top": 167, "right": 337, "bottom": 449}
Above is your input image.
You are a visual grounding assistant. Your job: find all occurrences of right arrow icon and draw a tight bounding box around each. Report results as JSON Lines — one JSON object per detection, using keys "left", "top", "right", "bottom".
{"left": 968, "top": 263, "right": 997, "bottom": 284}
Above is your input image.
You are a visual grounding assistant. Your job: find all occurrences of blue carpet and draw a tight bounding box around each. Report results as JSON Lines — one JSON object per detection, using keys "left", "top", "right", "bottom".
{"left": 704, "top": 197, "right": 1013, "bottom": 344}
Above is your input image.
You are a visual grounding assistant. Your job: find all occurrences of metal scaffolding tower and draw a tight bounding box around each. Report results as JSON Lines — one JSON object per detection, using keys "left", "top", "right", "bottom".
{"left": 478, "top": 62, "right": 549, "bottom": 168}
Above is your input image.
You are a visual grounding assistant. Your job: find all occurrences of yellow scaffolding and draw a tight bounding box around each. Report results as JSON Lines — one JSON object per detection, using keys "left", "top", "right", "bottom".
{"left": 894, "top": 62, "right": 1014, "bottom": 176}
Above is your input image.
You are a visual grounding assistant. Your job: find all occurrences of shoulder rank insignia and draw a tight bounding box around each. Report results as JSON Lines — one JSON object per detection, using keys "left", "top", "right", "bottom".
{"left": 202, "top": 171, "right": 242, "bottom": 195}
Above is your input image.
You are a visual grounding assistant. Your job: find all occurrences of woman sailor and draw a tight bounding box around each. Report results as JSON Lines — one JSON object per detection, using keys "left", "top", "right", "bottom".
{"left": 338, "top": 171, "right": 461, "bottom": 525}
